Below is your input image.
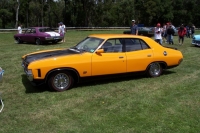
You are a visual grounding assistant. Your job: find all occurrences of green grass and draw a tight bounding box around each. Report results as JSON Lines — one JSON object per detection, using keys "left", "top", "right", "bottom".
{"left": 0, "top": 30, "right": 200, "bottom": 133}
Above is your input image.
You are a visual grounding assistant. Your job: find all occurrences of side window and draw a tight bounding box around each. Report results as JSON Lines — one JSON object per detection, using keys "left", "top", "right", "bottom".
{"left": 125, "top": 38, "right": 150, "bottom": 52}
{"left": 31, "top": 29, "right": 36, "bottom": 33}
{"left": 25, "top": 29, "right": 32, "bottom": 34}
{"left": 101, "top": 39, "right": 123, "bottom": 53}
{"left": 140, "top": 40, "right": 150, "bottom": 49}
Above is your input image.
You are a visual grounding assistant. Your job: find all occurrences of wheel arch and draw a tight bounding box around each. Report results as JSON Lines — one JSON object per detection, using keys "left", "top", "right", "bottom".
{"left": 35, "top": 37, "right": 42, "bottom": 44}
{"left": 35, "top": 36, "right": 40, "bottom": 40}
{"left": 146, "top": 61, "right": 167, "bottom": 71}
{"left": 15, "top": 36, "right": 20, "bottom": 40}
{"left": 45, "top": 67, "right": 80, "bottom": 84}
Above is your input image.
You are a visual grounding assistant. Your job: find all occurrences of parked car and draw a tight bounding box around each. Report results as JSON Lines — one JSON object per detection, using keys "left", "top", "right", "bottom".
{"left": 124, "top": 27, "right": 154, "bottom": 37}
{"left": 21, "top": 34, "right": 183, "bottom": 92}
{"left": 191, "top": 35, "right": 200, "bottom": 46}
{"left": 14, "top": 27, "right": 63, "bottom": 45}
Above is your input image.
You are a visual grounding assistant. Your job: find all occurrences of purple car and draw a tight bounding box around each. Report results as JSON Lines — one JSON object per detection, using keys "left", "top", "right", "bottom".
{"left": 14, "top": 27, "right": 63, "bottom": 45}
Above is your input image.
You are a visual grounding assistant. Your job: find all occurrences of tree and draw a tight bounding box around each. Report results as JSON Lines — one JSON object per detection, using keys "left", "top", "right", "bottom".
{"left": 15, "top": 0, "right": 20, "bottom": 28}
{"left": 1, "top": 0, "right": 200, "bottom": 28}
{"left": 0, "top": 0, "right": 13, "bottom": 28}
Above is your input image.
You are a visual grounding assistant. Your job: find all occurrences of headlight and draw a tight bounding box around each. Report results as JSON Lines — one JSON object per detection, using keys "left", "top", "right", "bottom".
{"left": 45, "top": 37, "right": 52, "bottom": 40}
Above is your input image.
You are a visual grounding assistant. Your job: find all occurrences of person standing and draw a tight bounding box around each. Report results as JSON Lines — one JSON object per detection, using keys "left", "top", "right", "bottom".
{"left": 178, "top": 24, "right": 186, "bottom": 45}
{"left": 191, "top": 24, "right": 195, "bottom": 38}
{"left": 17, "top": 24, "right": 22, "bottom": 34}
{"left": 167, "top": 25, "right": 175, "bottom": 45}
{"left": 58, "top": 22, "right": 64, "bottom": 42}
{"left": 162, "top": 23, "right": 167, "bottom": 43}
{"left": 60, "top": 22, "right": 66, "bottom": 42}
{"left": 58, "top": 23, "right": 62, "bottom": 34}
{"left": 165, "top": 22, "right": 170, "bottom": 43}
{"left": 130, "top": 20, "right": 138, "bottom": 35}
{"left": 154, "top": 23, "right": 162, "bottom": 45}
{"left": 186, "top": 25, "right": 190, "bottom": 38}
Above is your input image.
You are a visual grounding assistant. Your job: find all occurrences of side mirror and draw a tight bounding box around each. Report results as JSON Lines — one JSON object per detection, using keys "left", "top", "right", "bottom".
{"left": 95, "top": 49, "right": 104, "bottom": 55}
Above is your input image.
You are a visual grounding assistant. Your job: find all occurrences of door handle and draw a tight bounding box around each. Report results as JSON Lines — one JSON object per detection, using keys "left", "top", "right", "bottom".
{"left": 119, "top": 56, "right": 124, "bottom": 58}
{"left": 147, "top": 54, "right": 152, "bottom": 57}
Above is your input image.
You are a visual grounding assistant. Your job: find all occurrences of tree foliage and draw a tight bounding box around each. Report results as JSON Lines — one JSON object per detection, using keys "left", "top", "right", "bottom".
{"left": 0, "top": 0, "right": 199, "bottom": 28}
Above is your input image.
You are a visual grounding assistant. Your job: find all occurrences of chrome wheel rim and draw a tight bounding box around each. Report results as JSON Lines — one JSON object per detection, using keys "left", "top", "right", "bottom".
{"left": 149, "top": 63, "right": 161, "bottom": 76}
{"left": 53, "top": 73, "right": 69, "bottom": 90}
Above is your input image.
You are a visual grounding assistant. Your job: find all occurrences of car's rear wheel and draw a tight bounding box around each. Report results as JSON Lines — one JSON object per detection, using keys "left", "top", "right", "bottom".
{"left": 36, "top": 38, "right": 41, "bottom": 45}
{"left": 48, "top": 71, "right": 74, "bottom": 92}
{"left": 147, "top": 62, "right": 163, "bottom": 77}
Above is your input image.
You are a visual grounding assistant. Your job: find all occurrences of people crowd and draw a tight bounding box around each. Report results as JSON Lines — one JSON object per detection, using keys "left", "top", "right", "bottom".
{"left": 130, "top": 19, "right": 196, "bottom": 46}
{"left": 152, "top": 22, "right": 195, "bottom": 45}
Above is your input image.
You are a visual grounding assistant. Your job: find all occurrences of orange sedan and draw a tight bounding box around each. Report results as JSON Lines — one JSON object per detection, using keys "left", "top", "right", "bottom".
{"left": 21, "top": 34, "right": 183, "bottom": 91}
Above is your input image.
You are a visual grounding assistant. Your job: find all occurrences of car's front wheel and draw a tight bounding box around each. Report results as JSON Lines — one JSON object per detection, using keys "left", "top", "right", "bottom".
{"left": 147, "top": 62, "right": 163, "bottom": 77}
{"left": 52, "top": 40, "right": 58, "bottom": 44}
{"left": 48, "top": 71, "right": 74, "bottom": 92}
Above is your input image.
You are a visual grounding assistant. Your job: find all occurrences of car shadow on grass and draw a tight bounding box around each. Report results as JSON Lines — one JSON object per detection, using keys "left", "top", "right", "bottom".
{"left": 73, "top": 70, "right": 176, "bottom": 90}
{"left": 21, "top": 70, "right": 176, "bottom": 93}
{"left": 190, "top": 45, "right": 200, "bottom": 48}
{"left": 15, "top": 42, "right": 62, "bottom": 45}
{"left": 73, "top": 74, "right": 144, "bottom": 89}
{"left": 21, "top": 74, "right": 49, "bottom": 93}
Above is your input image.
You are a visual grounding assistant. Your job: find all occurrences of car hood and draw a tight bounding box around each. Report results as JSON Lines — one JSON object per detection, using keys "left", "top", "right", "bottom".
{"left": 23, "top": 49, "right": 79, "bottom": 64}
{"left": 193, "top": 35, "right": 200, "bottom": 39}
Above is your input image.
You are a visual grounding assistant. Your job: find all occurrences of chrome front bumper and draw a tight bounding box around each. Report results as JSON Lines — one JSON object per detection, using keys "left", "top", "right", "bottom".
{"left": 22, "top": 61, "right": 33, "bottom": 81}
{"left": 45, "top": 36, "right": 63, "bottom": 41}
{"left": 191, "top": 39, "right": 200, "bottom": 46}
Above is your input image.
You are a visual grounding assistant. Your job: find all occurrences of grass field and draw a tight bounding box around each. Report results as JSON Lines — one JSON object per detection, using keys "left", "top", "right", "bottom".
{"left": 0, "top": 30, "right": 200, "bottom": 133}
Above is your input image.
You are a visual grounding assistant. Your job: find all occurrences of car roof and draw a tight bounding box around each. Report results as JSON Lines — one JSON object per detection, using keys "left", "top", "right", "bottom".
{"left": 88, "top": 34, "right": 149, "bottom": 40}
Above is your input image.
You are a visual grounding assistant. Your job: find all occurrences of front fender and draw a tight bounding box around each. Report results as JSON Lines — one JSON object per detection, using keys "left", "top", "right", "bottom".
{"left": 45, "top": 67, "right": 80, "bottom": 84}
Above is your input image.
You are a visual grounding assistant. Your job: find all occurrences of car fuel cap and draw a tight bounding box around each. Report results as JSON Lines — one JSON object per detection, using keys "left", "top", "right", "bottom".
{"left": 163, "top": 51, "right": 167, "bottom": 56}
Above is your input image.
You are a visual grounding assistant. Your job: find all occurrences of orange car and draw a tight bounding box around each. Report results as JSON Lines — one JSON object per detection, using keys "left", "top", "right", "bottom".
{"left": 22, "top": 34, "right": 183, "bottom": 91}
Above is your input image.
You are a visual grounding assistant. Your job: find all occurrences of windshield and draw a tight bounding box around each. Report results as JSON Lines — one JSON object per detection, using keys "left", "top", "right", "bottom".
{"left": 71, "top": 37, "right": 104, "bottom": 53}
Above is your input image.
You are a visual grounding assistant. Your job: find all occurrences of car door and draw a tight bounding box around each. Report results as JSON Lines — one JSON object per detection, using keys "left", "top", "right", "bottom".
{"left": 27, "top": 28, "right": 37, "bottom": 43}
{"left": 91, "top": 39, "right": 127, "bottom": 76}
{"left": 125, "top": 38, "right": 154, "bottom": 72}
{"left": 22, "top": 28, "right": 32, "bottom": 42}
{"left": 19, "top": 29, "right": 28, "bottom": 42}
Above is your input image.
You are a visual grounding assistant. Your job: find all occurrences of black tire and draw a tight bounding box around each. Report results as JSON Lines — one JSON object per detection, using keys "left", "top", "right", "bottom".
{"left": 48, "top": 71, "right": 74, "bottom": 92}
{"left": 147, "top": 62, "right": 163, "bottom": 77}
{"left": 16, "top": 38, "right": 22, "bottom": 44}
{"left": 35, "top": 38, "right": 41, "bottom": 45}
{"left": 52, "top": 40, "right": 58, "bottom": 44}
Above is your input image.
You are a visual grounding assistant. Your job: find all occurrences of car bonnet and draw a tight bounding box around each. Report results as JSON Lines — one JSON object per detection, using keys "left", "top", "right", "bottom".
{"left": 24, "top": 49, "right": 79, "bottom": 64}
